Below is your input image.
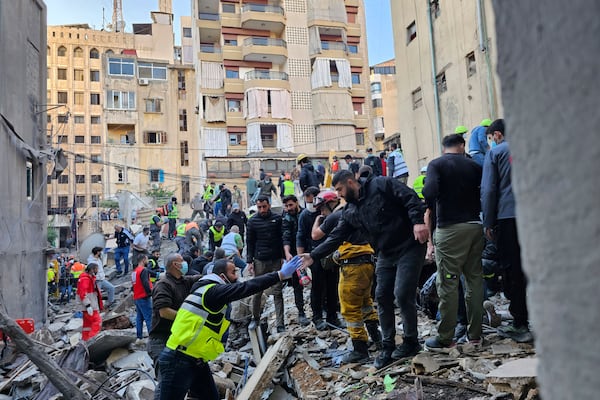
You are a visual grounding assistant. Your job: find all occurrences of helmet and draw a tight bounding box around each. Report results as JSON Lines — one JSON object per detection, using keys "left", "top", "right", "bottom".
{"left": 480, "top": 118, "right": 492, "bottom": 127}
{"left": 314, "top": 190, "right": 339, "bottom": 209}
{"left": 454, "top": 125, "right": 468, "bottom": 135}
{"left": 420, "top": 165, "right": 428, "bottom": 174}
{"left": 296, "top": 154, "right": 308, "bottom": 164}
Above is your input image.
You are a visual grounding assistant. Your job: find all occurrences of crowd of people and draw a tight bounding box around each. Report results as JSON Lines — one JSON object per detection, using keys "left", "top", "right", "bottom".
{"left": 48, "top": 118, "right": 530, "bottom": 399}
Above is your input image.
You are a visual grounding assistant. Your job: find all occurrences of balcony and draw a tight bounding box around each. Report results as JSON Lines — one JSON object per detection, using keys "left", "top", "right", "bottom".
{"left": 311, "top": 40, "right": 348, "bottom": 58}
{"left": 244, "top": 70, "right": 290, "bottom": 91}
{"left": 242, "top": 37, "right": 287, "bottom": 64}
{"left": 199, "top": 43, "right": 223, "bottom": 62}
{"left": 241, "top": 4, "right": 285, "bottom": 34}
{"left": 198, "top": 13, "right": 220, "bottom": 42}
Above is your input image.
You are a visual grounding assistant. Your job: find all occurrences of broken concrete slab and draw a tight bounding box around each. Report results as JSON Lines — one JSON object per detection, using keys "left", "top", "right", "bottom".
{"left": 112, "top": 293, "right": 134, "bottom": 314}
{"left": 106, "top": 347, "right": 130, "bottom": 367}
{"left": 486, "top": 357, "right": 538, "bottom": 399}
{"left": 63, "top": 318, "right": 83, "bottom": 332}
{"left": 102, "top": 313, "right": 133, "bottom": 330}
{"left": 86, "top": 330, "right": 136, "bottom": 364}
{"left": 126, "top": 379, "right": 155, "bottom": 400}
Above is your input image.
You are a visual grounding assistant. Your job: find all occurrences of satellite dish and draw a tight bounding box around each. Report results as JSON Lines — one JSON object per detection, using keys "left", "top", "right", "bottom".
{"left": 79, "top": 233, "right": 106, "bottom": 264}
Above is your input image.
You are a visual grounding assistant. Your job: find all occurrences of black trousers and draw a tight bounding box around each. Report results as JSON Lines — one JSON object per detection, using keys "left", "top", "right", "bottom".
{"left": 497, "top": 218, "right": 529, "bottom": 328}
{"left": 310, "top": 260, "right": 340, "bottom": 322}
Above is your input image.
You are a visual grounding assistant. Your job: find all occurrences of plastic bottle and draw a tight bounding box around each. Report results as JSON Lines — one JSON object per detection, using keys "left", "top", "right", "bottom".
{"left": 297, "top": 268, "right": 311, "bottom": 286}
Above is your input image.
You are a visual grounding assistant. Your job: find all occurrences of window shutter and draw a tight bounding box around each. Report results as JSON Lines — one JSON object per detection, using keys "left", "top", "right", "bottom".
{"left": 161, "top": 131, "right": 167, "bottom": 144}
{"left": 143, "top": 132, "right": 148, "bottom": 144}
{"left": 159, "top": 170, "right": 164, "bottom": 183}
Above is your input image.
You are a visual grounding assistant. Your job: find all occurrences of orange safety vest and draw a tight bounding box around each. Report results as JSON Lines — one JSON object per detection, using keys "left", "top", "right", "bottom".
{"left": 71, "top": 262, "right": 85, "bottom": 279}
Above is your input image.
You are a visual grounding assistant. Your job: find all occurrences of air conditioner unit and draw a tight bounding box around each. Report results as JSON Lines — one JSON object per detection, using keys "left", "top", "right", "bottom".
{"left": 138, "top": 78, "right": 149, "bottom": 86}
{"left": 151, "top": 183, "right": 159, "bottom": 189}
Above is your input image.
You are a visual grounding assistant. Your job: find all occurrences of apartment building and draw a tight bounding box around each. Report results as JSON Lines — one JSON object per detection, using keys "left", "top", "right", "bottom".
{"left": 46, "top": 6, "right": 197, "bottom": 240}
{"left": 191, "top": 0, "right": 372, "bottom": 181}
{"left": 369, "top": 59, "right": 400, "bottom": 151}
{"left": 390, "top": 0, "right": 503, "bottom": 179}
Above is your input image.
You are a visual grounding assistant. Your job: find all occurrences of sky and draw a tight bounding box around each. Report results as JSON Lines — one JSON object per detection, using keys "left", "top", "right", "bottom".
{"left": 45, "top": 0, "right": 394, "bottom": 65}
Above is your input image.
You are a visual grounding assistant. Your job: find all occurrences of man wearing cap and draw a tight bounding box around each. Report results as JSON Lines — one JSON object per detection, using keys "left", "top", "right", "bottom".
{"left": 344, "top": 154, "right": 360, "bottom": 176}
{"left": 364, "top": 147, "right": 382, "bottom": 176}
{"left": 208, "top": 220, "right": 227, "bottom": 251}
{"left": 455, "top": 125, "right": 469, "bottom": 136}
{"left": 226, "top": 203, "right": 248, "bottom": 241}
{"left": 412, "top": 166, "right": 428, "bottom": 200}
{"left": 468, "top": 119, "right": 492, "bottom": 166}
{"left": 297, "top": 154, "right": 320, "bottom": 191}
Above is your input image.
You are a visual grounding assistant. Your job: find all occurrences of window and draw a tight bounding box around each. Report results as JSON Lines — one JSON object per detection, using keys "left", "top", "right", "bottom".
{"left": 57, "top": 114, "right": 69, "bottom": 124}
{"left": 225, "top": 69, "right": 239, "bottom": 79}
{"left": 407, "top": 21, "right": 417, "bottom": 44}
{"left": 57, "top": 91, "right": 68, "bottom": 104}
{"left": 178, "top": 70, "right": 186, "bottom": 90}
{"left": 430, "top": 0, "right": 440, "bottom": 18}
{"left": 117, "top": 168, "right": 126, "bottom": 183}
{"left": 149, "top": 169, "right": 164, "bottom": 182}
{"left": 75, "top": 155, "right": 85, "bottom": 163}
{"left": 145, "top": 98, "right": 162, "bottom": 113}
{"left": 371, "top": 82, "right": 382, "bottom": 94}
{"left": 120, "top": 132, "right": 135, "bottom": 144}
{"left": 90, "top": 93, "right": 101, "bottom": 105}
{"left": 90, "top": 115, "right": 101, "bottom": 124}
{"left": 436, "top": 71, "right": 447, "bottom": 93}
{"left": 348, "top": 44, "right": 358, "bottom": 54}
{"left": 91, "top": 195, "right": 99, "bottom": 207}
{"left": 75, "top": 175, "right": 85, "bottom": 183}
{"left": 58, "top": 175, "right": 69, "bottom": 184}
{"left": 91, "top": 136, "right": 101, "bottom": 144}
{"left": 74, "top": 136, "right": 85, "bottom": 144}
{"left": 90, "top": 70, "right": 100, "bottom": 81}
{"left": 91, "top": 175, "right": 102, "bottom": 183}
{"left": 26, "top": 161, "right": 33, "bottom": 200}
{"left": 179, "top": 109, "right": 188, "bottom": 131}
{"left": 355, "top": 132, "right": 365, "bottom": 145}
{"left": 372, "top": 98, "right": 383, "bottom": 108}
{"left": 373, "top": 66, "right": 396, "bottom": 75}
{"left": 412, "top": 87, "right": 423, "bottom": 109}
{"left": 260, "top": 125, "right": 276, "bottom": 147}
{"left": 222, "top": 3, "right": 235, "bottom": 12}
{"left": 108, "top": 57, "right": 135, "bottom": 76}
{"left": 105, "top": 49, "right": 114, "bottom": 55}
{"left": 58, "top": 196, "right": 69, "bottom": 209}
{"left": 224, "top": 38, "right": 238, "bottom": 46}
{"left": 74, "top": 69, "right": 84, "bottom": 81}
{"left": 74, "top": 92, "right": 84, "bottom": 105}
{"left": 89, "top": 48, "right": 99, "bottom": 59}
{"left": 106, "top": 90, "right": 136, "bottom": 109}
{"left": 183, "top": 27, "right": 192, "bottom": 38}
{"left": 57, "top": 135, "right": 68, "bottom": 143}
{"left": 353, "top": 102, "right": 364, "bottom": 115}
{"left": 74, "top": 115, "right": 85, "bottom": 124}
{"left": 138, "top": 62, "right": 167, "bottom": 80}
{"left": 74, "top": 47, "right": 83, "bottom": 58}
{"left": 75, "top": 195, "right": 86, "bottom": 208}
{"left": 180, "top": 141, "right": 189, "bottom": 166}
{"left": 229, "top": 134, "right": 242, "bottom": 145}
{"left": 91, "top": 154, "right": 101, "bottom": 163}
{"left": 466, "top": 52, "right": 477, "bottom": 77}
{"left": 144, "top": 131, "right": 167, "bottom": 144}
{"left": 57, "top": 46, "right": 66, "bottom": 57}
{"left": 47, "top": 196, "right": 52, "bottom": 209}
{"left": 228, "top": 99, "right": 241, "bottom": 112}
{"left": 57, "top": 68, "right": 67, "bottom": 80}
{"left": 351, "top": 73, "right": 361, "bottom": 84}
{"left": 47, "top": 115, "right": 51, "bottom": 124}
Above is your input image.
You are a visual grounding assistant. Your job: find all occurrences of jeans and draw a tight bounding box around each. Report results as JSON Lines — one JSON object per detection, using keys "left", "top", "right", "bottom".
{"left": 168, "top": 218, "right": 177, "bottom": 239}
{"left": 231, "top": 254, "right": 247, "bottom": 274}
{"left": 375, "top": 243, "right": 425, "bottom": 349}
{"left": 134, "top": 297, "right": 153, "bottom": 339}
{"left": 252, "top": 259, "right": 284, "bottom": 327}
{"left": 157, "top": 349, "right": 218, "bottom": 400}
{"left": 97, "top": 279, "right": 115, "bottom": 305}
{"left": 214, "top": 202, "right": 222, "bottom": 217}
{"left": 114, "top": 246, "right": 130, "bottom": 274}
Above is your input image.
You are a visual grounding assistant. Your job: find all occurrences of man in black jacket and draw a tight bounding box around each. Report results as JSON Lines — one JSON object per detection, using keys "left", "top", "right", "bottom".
{"left": 226, "top": 203, "right": 248, "bottom": 241}
{"left": 298, "top": 154, "right": 320, "bottom": 191}
{"left": 215, "top": 183, "right": 232, "bottom": 216}
{"left": 301, "top": 170, "right": 428, "bottom": 368}
{"left": 246, "top": 195, "right": 285, "bottom": 332}
{"left": 364, "top": 147, "right": 383, "bottom": 176}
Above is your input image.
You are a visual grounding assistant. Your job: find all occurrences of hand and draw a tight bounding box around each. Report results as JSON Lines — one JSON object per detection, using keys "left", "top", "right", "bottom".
{"left": 413, "top": 224, "right": 429, "bottom": 244}
{"left": 279, "top": 256, "right": 302, "bottom": 279}
{"left": 426, "top": 242, "right": 435, "bottom": 262}
{"left": 299, "top": 253, "right": 314, "bottom": 269}
{"left": 246, "top": 262, "right": 254, "bottom": 276}
{"left": 284, "top": 252, "right": 293, "bottom": 261}
{"left": 485, "top": 227, "right": 495, "bottom": 241}
{"left": 86, "top": 305, "right": 93, "bottom": 316}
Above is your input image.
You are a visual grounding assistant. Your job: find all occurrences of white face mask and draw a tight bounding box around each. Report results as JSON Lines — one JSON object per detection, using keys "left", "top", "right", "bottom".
{"left": 306, "top": 202, "right": 315, "bottom": 212}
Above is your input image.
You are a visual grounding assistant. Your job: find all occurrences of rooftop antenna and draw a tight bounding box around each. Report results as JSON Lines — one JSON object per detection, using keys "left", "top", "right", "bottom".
{"left": 112, "top": 0, "right": 125, "bottom": 32}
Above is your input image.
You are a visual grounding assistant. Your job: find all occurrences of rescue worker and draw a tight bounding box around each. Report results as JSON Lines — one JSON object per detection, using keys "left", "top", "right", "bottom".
{"left": 226, "top": 203, "right": 248, "bottom": 241}
{"left": 331, "top": 155, "right": 340, "bottom": 174}
{"left": 47, "top": 263, "right": 57, "bottom": 296}
{"left": 147, "top": 249, "right": 162, "bottom": 283}
{"left": 167, "top": 197, "right": 178, "bottom": 239}
{"left": 70, "top": 259, "right": 85, "bottom": 290}
{"left": 387, "top": 143, "right": 410, "bottom": 183}
{"left": 220, "top": 225, "right": 246, "bottom": 273}
{"left": 311, "top": 190, "right": 383, "bottom": 363}
{"left": 132, "top": 254, "right": 153, "bottom": 341}
{"left": 181, "top": 220, "right": 202, "bottom": 255}
{"left": 455, "top": 125, "right": 469, "bottom": 135}
{"left": 412, "top": 166, "right": 428, "bottom": 200}
{"left": 150, "top": 210, "right": 163, "bottom": 251}
{"left": 174, "top": 219, "right": 188, "bottom": 252}
{"left": 156, "top": 257, "right": 303, "bottom": 400}
{"left": 88, "top": 246, "right": 115, "bottom": 307}
{"left": 77, "top": 263, "right": 103, "bottom": 340}
{"left": 282, "top": 174, "right": 295, "bottom": 198}
{"left": 468, "top": 119, "right": 492, "bottom": 166}
{"left": 208, "top": 220, "right": 226, "bottom": 251}
{"left": 297, "top": 154, "right": 320, "bottom": 192}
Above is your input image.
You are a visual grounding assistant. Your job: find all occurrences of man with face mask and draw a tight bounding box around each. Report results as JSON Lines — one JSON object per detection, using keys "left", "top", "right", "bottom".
{"left": 257, "top": 176, "right": 277, "bottom": 201}
{"left": 132, "top": 254, "right": 153, "bottom": 342}
{"left": 78, "top": 263, "right": 103, "bottom": 340}
{"left": 157, "top": 256, "right": 302, "bottom": 400}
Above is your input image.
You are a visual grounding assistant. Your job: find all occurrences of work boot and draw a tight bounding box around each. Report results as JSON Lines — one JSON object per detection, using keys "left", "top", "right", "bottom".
{"left": 392, "top": 338, "right": 422, "bottom": 359}
{"left": 365, "top": 321, "right": 383, "bottom": 350}
{"left": 374, "top": 348, "right": 394, "bottom": 369}
{"left": 341, "top": 340, "right": 370, "bottom": 364}
{"left": 314, "top": 319, "right": 327, "bottom": 331}
{"left": 298, "top": 313, "right": 310, "bottom": 327}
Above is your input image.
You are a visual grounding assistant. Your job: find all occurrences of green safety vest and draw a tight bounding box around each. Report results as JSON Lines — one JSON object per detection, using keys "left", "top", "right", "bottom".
{"left": 176, "top": 223, "right": 187, "bottom": 237}
{"left": 166, "top": 283, "right": 230, "bottom": 361}
{"left": 169, "top": 204, "right": 178, "bottom": 219}
{"left": 283, "top": 180, "right": 295, "bottom": 196}
{"left": 203, "top": 188, "right": 214, "bottom": 200}
{"left": 209, "top": 226, "right": 225, "bottom": 242}
{"left": 150, "top": 214, "right": 159, "bottom": 225}
{"left": 413, "top": 175, "right": 426, "bottom": 199}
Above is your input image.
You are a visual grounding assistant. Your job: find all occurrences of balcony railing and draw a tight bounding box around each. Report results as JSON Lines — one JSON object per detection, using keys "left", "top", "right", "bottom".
{"left": 198, "top": 12, "right": 219, "bottom": 21}
{"left": 245, "top": 70, "right": 289, "bottom": 80}
{"left": 243, "top": 37, "right": 287, "bottom": 47}
{"left": 321, "top": 41, "right": 347, "bottom": 51}
{"left": 241, "top": 4, "right": 284, "bottom": 15}
{"left": 200, "top": 44, "right": 222, "bottom": 53}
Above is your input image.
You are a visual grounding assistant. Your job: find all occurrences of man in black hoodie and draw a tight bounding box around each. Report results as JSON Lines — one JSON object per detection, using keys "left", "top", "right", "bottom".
{"left": 297, "top": 154, "right": 320, "bottom": 191}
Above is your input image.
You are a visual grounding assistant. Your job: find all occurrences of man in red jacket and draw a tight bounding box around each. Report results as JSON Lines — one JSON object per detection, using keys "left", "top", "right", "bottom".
{"left": 132, "top": 254, "right": 153, "bottom": 341}
{"left": 77, "top": 263, "right": 103, "bottom": 340}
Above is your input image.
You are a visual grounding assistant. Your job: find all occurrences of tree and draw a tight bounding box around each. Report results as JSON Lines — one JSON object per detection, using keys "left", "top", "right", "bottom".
{"left": 145, "top": 187, "right": 174, "bottom": 205}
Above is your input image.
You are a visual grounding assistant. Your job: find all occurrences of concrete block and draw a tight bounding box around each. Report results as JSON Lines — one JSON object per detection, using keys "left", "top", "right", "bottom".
{"left": 486, "top": 358, "right": 538, "bottom": 399}
{"left": 126, "top": 379, "right": 155, "bottom": 400}
{"left": 64, "top": 318, "right": 83, "bottom": 331}
{"left": 86, "top": 330, "right": 136, "bottom": 364}
{"left": 111, "top": 351, "right": 154, "bottom": 374}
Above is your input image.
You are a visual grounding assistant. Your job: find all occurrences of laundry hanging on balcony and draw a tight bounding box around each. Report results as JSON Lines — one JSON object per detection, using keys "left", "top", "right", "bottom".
{"left": 203, "top": 128, "right": 228, "bottom": 157}
{"left": 204, "top": 96, "right": 226, "bottom": 122}
{"left": 201, "top": 62, "right": 224, "bottom": 89}
{"left": 276, "top": 123, "right": 294, "bottom": 153}
{"left": 244, "top": 89, "right": 269, "bottom": 119}
{"left": 246, "top": 122, "right": 264, "bottom": 154}
{"left": 270, "top": 90, "right": 292, "bottom": 119}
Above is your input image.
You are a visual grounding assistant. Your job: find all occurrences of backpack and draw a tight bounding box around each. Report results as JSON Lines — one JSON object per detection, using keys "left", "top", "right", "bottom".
{"left": 160, "top": 204, "right": 169, "bottom": 217}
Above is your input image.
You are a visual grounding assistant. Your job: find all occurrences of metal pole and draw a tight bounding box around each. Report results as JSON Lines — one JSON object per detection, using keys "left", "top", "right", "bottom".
{"left": 426, "top": 0, "right": 443, "bottom": 154}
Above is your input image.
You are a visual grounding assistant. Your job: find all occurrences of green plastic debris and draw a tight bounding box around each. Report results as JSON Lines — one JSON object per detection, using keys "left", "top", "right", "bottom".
{"left": 383, "top": 374, "right": 397, "bottom": 393}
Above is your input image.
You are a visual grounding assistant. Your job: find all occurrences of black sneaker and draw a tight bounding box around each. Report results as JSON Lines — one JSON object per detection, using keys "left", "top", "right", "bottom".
{"left": 314, "top": 319, "right": 327, "bottom": 331}
{"left": 374, "top": 349, "right": 394, "bottom": 369}
{"left": 298, "top": 314, "right": 310, "bottom": 327}
{"left": 391, "top": 340, "right": 422, "bottom": 359}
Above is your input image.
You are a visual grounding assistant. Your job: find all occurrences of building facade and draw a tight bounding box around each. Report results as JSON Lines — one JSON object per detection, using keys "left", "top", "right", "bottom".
{"left": 390, "top": 0, "right": 502, "bottom": 179}
{"left": 191, "top": 0, "right": 372, "bottom": 183}
{"left": 369, "top": 59, "right": 400, "bottom": 151}
{"left": 0, "top": 0, "right": 48, "bottom": 324}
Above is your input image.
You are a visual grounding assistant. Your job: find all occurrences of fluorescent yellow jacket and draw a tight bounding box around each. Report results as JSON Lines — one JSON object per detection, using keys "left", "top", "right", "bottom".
{"left": 413, "top": 175, "right": 425, "bottom": 199}
{"left": 176, "top": 223, "right": 187, "bottom": 237}
{"left": 283, "top": 180, "right": 295, "bottom": 196}
{"left": 209, "top": 226, "right": 225, "bottom": 242}
{"left": 166, "top": 281, "right": 230, "bottom": 361}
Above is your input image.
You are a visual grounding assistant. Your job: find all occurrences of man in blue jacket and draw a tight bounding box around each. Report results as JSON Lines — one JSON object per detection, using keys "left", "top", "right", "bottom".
{"left": 468, "top": 118, "right": 492, "bottom": 166}
{"left": 481, "top": 119, "right": 532, "bottom": 343}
